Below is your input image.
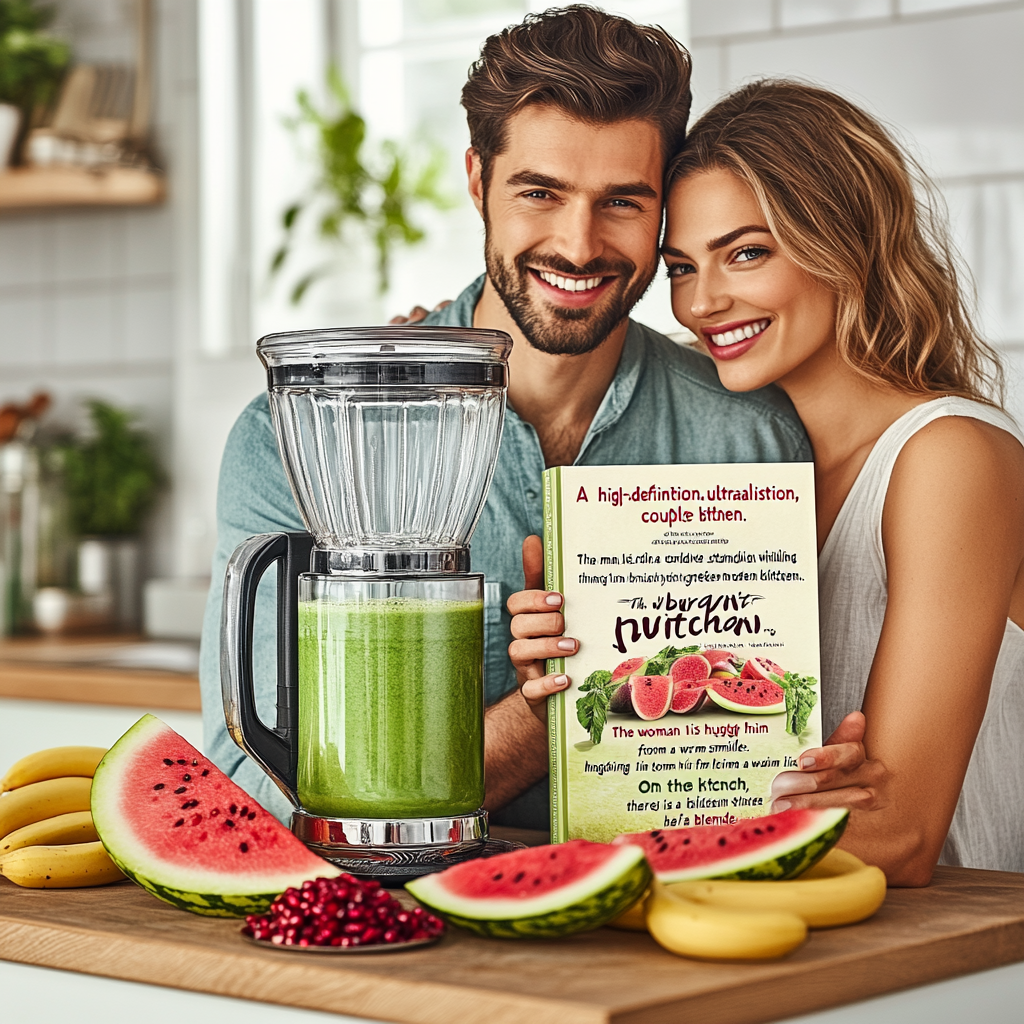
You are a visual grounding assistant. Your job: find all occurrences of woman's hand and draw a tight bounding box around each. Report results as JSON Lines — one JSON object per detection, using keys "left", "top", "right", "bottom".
{"left": 507, "top": 535, "right": 578, "bottom": 721}
{"left": 769, "top": 711, "right": 888, "bottom": 812}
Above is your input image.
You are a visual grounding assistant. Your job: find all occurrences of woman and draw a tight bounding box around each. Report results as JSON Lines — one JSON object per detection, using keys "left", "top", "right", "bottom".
{"left": 508, "top": 80, "right": 1024, "bottom": 884}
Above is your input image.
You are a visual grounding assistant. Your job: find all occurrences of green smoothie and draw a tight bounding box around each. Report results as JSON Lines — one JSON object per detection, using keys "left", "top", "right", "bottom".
{"left": 297, "top": 597, "right": 484, "bottom": 818}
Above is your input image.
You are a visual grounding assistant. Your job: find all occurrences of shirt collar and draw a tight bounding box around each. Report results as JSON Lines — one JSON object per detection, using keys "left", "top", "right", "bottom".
{"left": 453, "top": 275, "right": 646, "bottom": 462}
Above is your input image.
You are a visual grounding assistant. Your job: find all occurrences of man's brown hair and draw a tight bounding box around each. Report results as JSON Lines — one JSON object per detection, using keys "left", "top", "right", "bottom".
{"left": 462, "top": 5, "right": 692, "bottom": 181}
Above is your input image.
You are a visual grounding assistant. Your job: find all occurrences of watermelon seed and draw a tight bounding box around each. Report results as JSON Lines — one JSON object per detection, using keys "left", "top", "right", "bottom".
{"left": 225, "top": 819, "right": 235, "bottom": 828}
{"left": 513, "top": 871, "right": 525, "bottom": 883}
{"left": 240, "top": 806, "right": 248, "bottom": 816}
{"left": 201, "top": 769, "right": 209, "bottom": 776}
{"left": 248, "top": 812, "right": 257, "bottom": 820}
{"left": 767, "top": 825, "right": 775, "bottom": 832}
{"left": 192, "top": 759, "right": 198, "bottom": 766}
{"left": 183, "top": 774, "right": 191, "bottom": 782}
{"left": 174, "top": 786, "right": 186, "bottom": 794}
{"left": 174, "top": 818, "right": 184, "bottom": 827}
{"left": 230, "top": 804, "right": 238, "bottom": 814}
{"left": 210, "top": 808, "right": 219, "bottom": 816}
{"left": 683, "top": 838, "right": 691, "bottom": 845}
{"left": 491, "top": 873, "right": 502, "bottom": 881}
{"left": 153, "top": 783, "right": 164, "bottom": 790}
{"left": 549, "top": 851, "right": 556, "bottom": 859}
{"left": 176, "top": 759, "right": 187, "bottom": 765}
{"left": 754, "top": 828, "right": 763, "bottom": 834}
{"left": 190, "top": 814, "right": 202, "bottom": 826}
{"left": 533, "top": 878, "right": 541, "bottom": 885}
{"left": 718, "top": 838, "right": 727, "bottom": 846}
{"left": 163, "top": 759, "right": 174, "bottom": 766}
{"left": 240, "top": 842, "right": 249, "bottom": 853}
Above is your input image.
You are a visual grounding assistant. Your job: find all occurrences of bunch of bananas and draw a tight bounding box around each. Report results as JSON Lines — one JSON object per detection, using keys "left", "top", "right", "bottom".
{"left": 610, "top": 848, "right": 887, "bottom": 960}
{"left": 0, "top": 746, "right": 124, "bottom": 888}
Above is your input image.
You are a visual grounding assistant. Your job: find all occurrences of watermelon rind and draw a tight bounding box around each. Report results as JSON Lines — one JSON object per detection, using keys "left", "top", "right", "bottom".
{"left": 91, "top": 714, "right": 340, "bottom": 917}
{"left": 406, "top": 845, "right": 650, "bottom": 939}
{"left": 616, "top": 808, "right": 849, "bottom": 883}
{"left": 705, "top": 681, "right": 786, "bottom": 715}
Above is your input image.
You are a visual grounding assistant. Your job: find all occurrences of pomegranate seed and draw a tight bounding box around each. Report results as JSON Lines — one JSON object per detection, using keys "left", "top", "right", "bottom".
{"left": 244, "top": 873, "right": 445, "bottom": 948}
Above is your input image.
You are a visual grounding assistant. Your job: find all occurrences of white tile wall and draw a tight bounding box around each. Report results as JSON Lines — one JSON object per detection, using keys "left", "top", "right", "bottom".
{"left": 0, "top": 0, "right": 184, "bottom": 579}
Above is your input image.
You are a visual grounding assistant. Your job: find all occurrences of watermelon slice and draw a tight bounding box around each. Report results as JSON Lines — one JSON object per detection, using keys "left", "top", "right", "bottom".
{"left": 669, "top": 654, "right": 710, "bottom": 714}
{"left": 91, "top": 715, "right": 340, "bottom": 917}
{"left": 631, "top": 675, "right": 672, "bottom": 720}
{"left": 405, "top": 840, "right": 650, "bottom": 938}
{"left": 611, "top": 657, "right": 644, "bottom": 682}
{"left": 614, "top": 808, "right": 848, "bottom": 882}
{"left": 706, "top": 676, "right": 786, "bottom": 714}
{"left": 741, "top": 657, "right": 784, "bottom": 681}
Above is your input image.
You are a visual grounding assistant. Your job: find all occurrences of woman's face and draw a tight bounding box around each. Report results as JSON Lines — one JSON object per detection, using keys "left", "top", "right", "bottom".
{"left": 664, "top": 169, "right": 837, "bottom": 393}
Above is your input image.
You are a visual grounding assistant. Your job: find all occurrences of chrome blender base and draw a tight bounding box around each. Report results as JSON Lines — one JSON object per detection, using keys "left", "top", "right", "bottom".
{"left": 291, "top": 809, "right": 517, "bottom": 883}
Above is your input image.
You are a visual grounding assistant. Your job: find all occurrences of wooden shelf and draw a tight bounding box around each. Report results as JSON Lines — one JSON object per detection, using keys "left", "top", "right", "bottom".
{"left": 0, "top": 166, "right": 165, "bottom": 211}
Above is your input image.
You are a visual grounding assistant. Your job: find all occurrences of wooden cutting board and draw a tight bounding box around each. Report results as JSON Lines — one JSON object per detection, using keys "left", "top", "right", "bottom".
{"left": 2, "top": 864, "right": 1024, "bottom": 1024}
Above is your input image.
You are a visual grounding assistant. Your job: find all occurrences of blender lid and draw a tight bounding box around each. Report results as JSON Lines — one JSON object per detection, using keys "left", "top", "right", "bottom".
{"left": 257, "top": 325, "right": 512, "bottom": 388}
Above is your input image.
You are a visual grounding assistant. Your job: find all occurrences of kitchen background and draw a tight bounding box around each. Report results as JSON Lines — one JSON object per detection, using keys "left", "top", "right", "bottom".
{"left": 0, "top": 0, "right": 1022, "bottom": 758}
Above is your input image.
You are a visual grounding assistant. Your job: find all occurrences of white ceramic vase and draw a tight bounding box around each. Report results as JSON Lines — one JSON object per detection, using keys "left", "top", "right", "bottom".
{"left": 0, "top": 103, "right": 20, "bottom": 169}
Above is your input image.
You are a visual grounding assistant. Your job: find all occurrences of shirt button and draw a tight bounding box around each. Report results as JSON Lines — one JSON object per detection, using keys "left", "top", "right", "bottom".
{"left": 525, "top": 489, "right": 537, "bottom": 500}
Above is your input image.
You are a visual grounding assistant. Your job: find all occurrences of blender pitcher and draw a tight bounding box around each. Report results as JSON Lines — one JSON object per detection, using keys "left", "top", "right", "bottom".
{"left": 220, "top": 326, "right": 511, "bottom": 878}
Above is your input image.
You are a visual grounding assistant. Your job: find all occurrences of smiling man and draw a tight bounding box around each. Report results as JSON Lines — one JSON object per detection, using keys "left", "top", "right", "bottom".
{"left": 199, "top": 6, "right": 811, "bottom": 831}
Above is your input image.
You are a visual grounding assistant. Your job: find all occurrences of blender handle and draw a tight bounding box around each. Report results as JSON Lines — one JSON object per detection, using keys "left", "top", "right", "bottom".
{"left": 220, "top": 531, "right": 314, "bottom": 806}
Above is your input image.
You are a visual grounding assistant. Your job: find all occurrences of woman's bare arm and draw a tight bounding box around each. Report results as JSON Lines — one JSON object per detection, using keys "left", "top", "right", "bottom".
{"left": 778, "top": 416, "right": 1024, "bottom": 885}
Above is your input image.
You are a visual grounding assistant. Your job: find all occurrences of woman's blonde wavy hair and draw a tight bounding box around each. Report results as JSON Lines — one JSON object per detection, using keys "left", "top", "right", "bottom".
{"left": 668, "top": 79, "right": 1003, "bottom": 405}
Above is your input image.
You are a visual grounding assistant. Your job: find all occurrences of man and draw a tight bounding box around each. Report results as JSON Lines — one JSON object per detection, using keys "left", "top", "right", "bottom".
{"left": 199, "top": 6, "right": 811, "bottom": 829}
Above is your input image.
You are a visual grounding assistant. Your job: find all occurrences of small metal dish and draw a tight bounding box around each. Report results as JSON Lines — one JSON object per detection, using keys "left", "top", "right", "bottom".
{"left": 241, "top": 932, "right": 442, "bottom": 954}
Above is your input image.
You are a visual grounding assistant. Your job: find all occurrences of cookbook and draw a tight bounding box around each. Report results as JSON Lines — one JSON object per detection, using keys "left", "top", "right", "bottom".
{"left": 544, "top": 463, "right": 822, "bottom": 843}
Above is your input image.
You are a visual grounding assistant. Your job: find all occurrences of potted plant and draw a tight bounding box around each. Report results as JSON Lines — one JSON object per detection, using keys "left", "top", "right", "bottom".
{"left": 271, "top": 69, "right": 452, "bottom": 301}
{"left": 0, "top": 0, "right": 69, "bottom": 166}
{"left": 54, "top": 401, "right": 164, "bottom": 632}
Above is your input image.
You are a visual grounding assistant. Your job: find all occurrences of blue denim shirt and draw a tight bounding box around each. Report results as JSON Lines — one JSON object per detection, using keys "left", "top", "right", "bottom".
{"left": 198, "top": 276, "right": 811, "bottom": 828}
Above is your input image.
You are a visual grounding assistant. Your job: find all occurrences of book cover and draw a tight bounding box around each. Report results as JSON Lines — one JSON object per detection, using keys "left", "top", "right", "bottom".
{"left": 544, "top": 463, "right": 821, "bottom": 843}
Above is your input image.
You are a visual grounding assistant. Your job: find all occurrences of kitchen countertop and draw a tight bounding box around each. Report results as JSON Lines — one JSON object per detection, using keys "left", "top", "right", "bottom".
{"left": 0, "top": 635, "right": 201, "bottom": 710}
{"left": 3, "top": 854, "right": 1024, "bottom": 1024}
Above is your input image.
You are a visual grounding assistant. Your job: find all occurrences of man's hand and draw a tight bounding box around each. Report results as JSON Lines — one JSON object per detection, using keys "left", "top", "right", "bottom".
{"left": 507, "top": 535, "right": 576, "bottom": 721}
{"left": 483, "top": 690, "right": 549, "bottom": 810}
{"left": 769, "top": 711, "right": 888, "bottom": 812}
{"left": 388, "top": 300, "right": 452, "bottom": 325}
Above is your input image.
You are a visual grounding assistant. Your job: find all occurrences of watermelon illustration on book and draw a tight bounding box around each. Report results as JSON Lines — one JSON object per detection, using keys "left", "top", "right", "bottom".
{"left": 577, "top": 645, "right": 818, "bottom": 743}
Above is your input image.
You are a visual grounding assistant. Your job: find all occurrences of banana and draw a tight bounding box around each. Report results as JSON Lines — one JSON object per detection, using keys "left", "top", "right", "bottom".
{"left": 606, "top": 889, "right": 650, "bottom": 931}
{"left": 0, "top": 777, "right": 93, "bottom": 840}
{"left": 667, "top": 854, "right": 886, "bottom": 929}
{"left": 801, "top": 847, "right": 868, "bottom": 879}
{"left": 1, "top": 811, "right": 98, "bottom": 855}
{"left": 0, "top": 841, "right": 124, "bottom": 888}
{"left": 0, "top": 746, "right": 107, "bottom": 793}
{"left": 646, "top": 880, "right": 807, "bottom": 960}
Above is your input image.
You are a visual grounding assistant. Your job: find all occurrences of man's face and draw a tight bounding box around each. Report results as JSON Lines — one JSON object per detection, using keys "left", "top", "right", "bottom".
{"left": 468, "top": 106, "right": 664, "bottom": 355}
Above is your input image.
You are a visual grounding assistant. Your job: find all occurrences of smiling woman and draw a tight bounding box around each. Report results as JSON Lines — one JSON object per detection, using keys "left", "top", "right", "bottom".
{"left": 659, "top": 80, "right": 1024, "bottom": 884}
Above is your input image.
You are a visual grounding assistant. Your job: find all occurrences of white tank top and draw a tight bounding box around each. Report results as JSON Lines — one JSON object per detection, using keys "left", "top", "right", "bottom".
{"left": 819, "top": 396, "right": 1024, "bottom": 872}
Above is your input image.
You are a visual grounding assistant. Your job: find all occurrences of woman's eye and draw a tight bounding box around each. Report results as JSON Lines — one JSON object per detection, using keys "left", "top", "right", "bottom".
{"left": 734, "top": 246, "right": 769, "bottom": 264}
{"left": 666, "top": 262, "right": 695, "bottom": 278}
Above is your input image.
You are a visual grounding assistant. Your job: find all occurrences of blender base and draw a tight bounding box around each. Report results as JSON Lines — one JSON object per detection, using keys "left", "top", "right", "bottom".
{"left": 291, "top": 809, "right": 518, "bottom": 884}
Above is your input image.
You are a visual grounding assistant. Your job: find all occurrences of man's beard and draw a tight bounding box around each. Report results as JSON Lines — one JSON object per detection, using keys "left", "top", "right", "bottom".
{"left": 485, "top": 238, "right": 656, "bottom": 357}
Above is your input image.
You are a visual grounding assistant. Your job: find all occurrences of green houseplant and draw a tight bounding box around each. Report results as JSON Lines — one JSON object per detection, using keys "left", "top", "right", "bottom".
{"left": 51, "top": 402, "right": 164, "bottom": 632}
{"left": 271, "top": 69, "right": 452, "bottom": 301}
{"left": 0, "top": 0, "right": 70, "bottom": 164}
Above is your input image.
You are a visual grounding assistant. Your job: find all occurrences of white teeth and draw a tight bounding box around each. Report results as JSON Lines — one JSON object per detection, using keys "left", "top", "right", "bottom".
{"left": 708, "top": 319, "right": 769, "bottom": 347}
{"left": 537, "top": 270, "right": 604, "bottom": 293}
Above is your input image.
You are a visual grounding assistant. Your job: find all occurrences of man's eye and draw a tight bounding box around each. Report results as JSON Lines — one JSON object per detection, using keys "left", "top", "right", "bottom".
{"left": 734, "top": 246, "right": 769, "bottom": 263}
{"left": 524, "top": 190, "right": 552, "bottom": 200}
{"left": 609, "top": 198, "right": 640, "bottom": 209}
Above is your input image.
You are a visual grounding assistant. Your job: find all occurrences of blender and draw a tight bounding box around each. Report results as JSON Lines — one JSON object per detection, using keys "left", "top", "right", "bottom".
{"left": 220, "top": 325, "right": 511, "bottom": 879}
